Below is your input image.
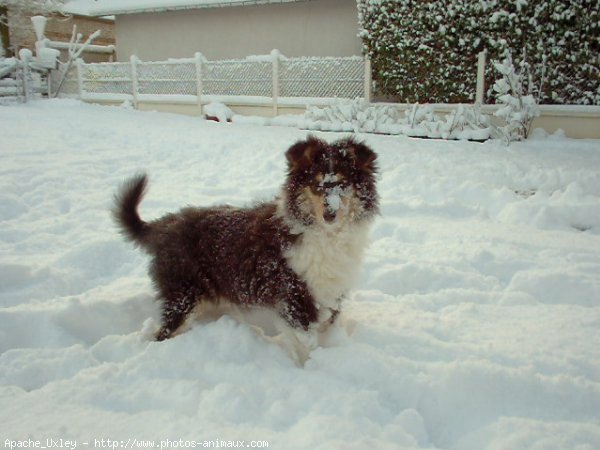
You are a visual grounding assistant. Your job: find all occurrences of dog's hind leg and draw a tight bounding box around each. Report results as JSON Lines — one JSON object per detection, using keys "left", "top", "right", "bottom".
{"left": 155, "top": 284, "right": 200, "bottom": 341}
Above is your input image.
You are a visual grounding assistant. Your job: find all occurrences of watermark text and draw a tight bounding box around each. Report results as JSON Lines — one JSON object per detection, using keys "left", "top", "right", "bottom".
{"left": 4, "top": 438, "right": 269, "bottom": 449}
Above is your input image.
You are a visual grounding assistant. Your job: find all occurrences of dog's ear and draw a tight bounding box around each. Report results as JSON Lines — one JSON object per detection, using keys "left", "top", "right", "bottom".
{"left": 286, "top": 137, "right": 322, "bottom": 170}
{"left": 344, "top": 140, "right": 377, "bottom": 173}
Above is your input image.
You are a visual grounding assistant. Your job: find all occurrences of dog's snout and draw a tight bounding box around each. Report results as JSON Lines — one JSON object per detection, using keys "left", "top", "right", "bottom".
{"left": 323, "top": 209, "right": 337, "bottom": 223}
{"left": 323, "top": 194, "right": 341, "bottom": 223}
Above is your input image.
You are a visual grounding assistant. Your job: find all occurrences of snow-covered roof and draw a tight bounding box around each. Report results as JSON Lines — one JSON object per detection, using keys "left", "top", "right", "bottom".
{"left": 63, "top": 0, "right": 306, "bottom": 16}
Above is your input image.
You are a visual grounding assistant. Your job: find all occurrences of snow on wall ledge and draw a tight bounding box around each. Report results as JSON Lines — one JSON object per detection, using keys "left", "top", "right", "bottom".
{"left": 1, "top": 99, "right": 600, "bottom": 450}
{"left": 63, "top": 0, "right": 303, "bottom": 16}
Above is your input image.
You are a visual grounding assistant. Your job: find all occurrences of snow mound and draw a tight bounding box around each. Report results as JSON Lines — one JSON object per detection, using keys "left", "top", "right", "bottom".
{"left": 203, "top": 102, "right": 234, "bottom": 122}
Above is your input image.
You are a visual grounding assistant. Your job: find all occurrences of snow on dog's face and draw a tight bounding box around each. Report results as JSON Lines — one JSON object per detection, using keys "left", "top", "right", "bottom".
{"left": 283, "top": 136, "right": 378, "bottom": 227}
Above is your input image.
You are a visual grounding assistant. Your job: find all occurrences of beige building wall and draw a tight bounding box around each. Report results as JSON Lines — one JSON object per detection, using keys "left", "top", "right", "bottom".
{"left": 114, "top": 0, "right": 362, "bottom": 61}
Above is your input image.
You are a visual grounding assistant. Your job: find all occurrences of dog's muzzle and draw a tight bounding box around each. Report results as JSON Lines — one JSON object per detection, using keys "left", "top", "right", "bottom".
{"left": 323, "top": 188, "right": 345, "bottom": 223}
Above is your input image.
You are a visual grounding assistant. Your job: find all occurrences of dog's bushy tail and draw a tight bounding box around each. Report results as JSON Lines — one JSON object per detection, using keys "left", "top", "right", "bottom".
{"left": 113, "top": 173, "right": 150, "bottom": 246}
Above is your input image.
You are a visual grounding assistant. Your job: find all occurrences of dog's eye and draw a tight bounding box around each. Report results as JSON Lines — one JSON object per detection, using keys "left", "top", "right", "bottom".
{"left": 312, "top": 182, "right": 325, "bottom": 194}
{"left": 311, "top": 173, "right": 350, "bottom": 195}
{"left": 310, "top": 173, "right": 324, "bottom": 192}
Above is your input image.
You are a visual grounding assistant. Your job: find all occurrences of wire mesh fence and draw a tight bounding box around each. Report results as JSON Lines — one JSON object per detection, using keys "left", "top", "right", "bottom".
{"left": 203, "top": 60, "right": 273, "bottom": 97}
{"left": 280, "top": 57, "right": 365, "bottom": 98}
{"left": 83, "top": 62, "right": 133, "bottom": 95}
{"left": 137, "top": 61, "right": 197, "bottom": 96}
{"left": 51, "top": 52, "right": 368, "bottom": 104}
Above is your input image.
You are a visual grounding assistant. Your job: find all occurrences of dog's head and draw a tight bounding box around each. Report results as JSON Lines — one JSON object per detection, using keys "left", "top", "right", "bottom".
{"left": 283, "top": 136, "right": 378, "bottom": 227}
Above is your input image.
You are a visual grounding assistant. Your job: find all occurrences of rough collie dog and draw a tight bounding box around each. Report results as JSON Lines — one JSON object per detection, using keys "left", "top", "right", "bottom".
{"left": 113, "top": 136, "right": 378, "bottom": 362}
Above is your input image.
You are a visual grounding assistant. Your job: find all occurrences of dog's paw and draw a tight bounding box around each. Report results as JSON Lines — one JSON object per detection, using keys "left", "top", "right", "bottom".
{"left": 318, "top": 320, "right": 349, "bottom": 347}
{"left": 139, "top": 318, "right": 160, "bottom": 342}
{"left": 293, "top": 328, "right": 319, "bottom": 351}
{"left": 265, "top": 326, "right": 319, "bottom": 367}
{"left": 265, "top": 333, "right": 308, "bottom": 367}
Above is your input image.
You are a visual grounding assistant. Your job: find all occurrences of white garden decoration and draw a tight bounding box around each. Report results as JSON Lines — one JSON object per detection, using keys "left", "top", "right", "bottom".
{"left": 0, "top": 14, "right": 100, "bottom": 102}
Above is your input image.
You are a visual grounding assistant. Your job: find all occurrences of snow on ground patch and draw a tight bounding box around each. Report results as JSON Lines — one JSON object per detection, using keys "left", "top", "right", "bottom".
{"left": 1, "top": 99, "right": 599, "bottom": 449}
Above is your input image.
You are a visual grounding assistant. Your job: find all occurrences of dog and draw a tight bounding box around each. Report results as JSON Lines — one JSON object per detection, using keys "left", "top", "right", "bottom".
{"left": 113, "top": 136, "right": 378, "bottom": 362}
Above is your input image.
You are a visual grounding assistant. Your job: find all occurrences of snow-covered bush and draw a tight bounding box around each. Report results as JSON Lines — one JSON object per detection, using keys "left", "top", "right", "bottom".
{"left": 400, "top": 103, "right": 492, "bottom": 140}
{"left": 236, "top": 99, "right": 493, "bottom": 141}
{"left": 357, "top": 0, "right": 599, "bottom": 105}
{"left": 304, "top": 99, "right": 404, "bottom": 133}
{"left": 493, "top": 51, "right": 540, "bottom": 143}
{"left": 441, "top": 103, "right": 492, "bottom": 140}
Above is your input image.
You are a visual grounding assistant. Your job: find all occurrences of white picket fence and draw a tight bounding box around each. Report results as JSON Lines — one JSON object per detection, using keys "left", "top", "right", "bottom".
{"left": 52, "top": 51, "right": 371, "bottom": 113}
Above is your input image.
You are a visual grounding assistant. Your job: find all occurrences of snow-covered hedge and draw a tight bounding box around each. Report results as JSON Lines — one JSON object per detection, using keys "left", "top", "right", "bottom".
{"left": 357, "top": 0, "right": 599, "bottom": 105}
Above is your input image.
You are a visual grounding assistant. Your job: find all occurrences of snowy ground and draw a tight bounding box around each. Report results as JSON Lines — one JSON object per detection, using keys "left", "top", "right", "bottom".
{"left": 1, "top": 99, "right": 599, "bottom": 450}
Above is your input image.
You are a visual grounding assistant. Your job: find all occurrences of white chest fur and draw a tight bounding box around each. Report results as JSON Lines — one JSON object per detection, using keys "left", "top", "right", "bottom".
{"left": 284, "top": 221, "right": 371, "bottom": 311}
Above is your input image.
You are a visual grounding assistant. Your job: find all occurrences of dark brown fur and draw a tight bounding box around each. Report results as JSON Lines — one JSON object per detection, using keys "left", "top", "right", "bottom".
{"left": 113, "top": 137, "right": 378, "bottom": 341}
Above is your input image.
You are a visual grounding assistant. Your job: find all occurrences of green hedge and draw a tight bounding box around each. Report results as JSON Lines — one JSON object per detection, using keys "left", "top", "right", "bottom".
{"left": 357, "top": 0, "right": 599, "bottom": 105}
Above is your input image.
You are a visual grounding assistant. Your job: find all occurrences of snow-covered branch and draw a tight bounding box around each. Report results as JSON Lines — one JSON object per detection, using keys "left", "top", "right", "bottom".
{"left": 53, "top": 24, "right": 100, "bottom": 97}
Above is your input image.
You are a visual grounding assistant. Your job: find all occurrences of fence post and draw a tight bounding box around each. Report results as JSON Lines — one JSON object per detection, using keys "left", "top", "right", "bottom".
{"left": 130, "top": 54, "right": 139, "bottom": 108}
{"left": 364, "top": 56, "right": 372, "bottom": 103}
{"left": 22, "top": 64, "right": 31, "bottom": 103}
{"left": 476, "top": 50, "right": 487, "bottom": 104}
{"left": 271, "top": 49, "right": 280, "bottom": 116}
{"left": 18, "top": 49, "right": 32, "bottom": 102}
{"left": 76, "top": 58, "right": 84, "bottom": 99}
{"left": 195, "top": 52, "right": 205, "bottom": 112}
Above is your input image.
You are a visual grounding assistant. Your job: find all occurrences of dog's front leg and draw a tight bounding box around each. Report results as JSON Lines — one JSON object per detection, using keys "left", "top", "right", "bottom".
{"left": 270, "top": 272, "right": 320, "bottom": 365}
